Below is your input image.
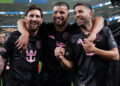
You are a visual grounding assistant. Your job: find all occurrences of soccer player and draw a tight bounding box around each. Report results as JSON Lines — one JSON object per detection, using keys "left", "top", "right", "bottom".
{"left": 0, "top": 5, "right": 43, "bottom": 86}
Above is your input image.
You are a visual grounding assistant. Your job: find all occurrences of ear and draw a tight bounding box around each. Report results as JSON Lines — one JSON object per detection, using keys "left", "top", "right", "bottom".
{"left": 24, "top": 16, "right": 27, "bottom": 23}
{"left": 41, "top": 18, "right": 43, "bottom": 23}
{"left": 89, "top": 11, "right": 93, "bottom": 17}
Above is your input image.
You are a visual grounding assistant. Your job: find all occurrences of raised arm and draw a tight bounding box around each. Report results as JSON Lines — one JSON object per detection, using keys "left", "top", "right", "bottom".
{"left": 86, "top": 16, "right": 104, "bottom": 42}
{"left": 16, "top": 19, "right": 29, "bottom": 50}
{"left": 17, "top": 19, "right": 29, "bottom": 35}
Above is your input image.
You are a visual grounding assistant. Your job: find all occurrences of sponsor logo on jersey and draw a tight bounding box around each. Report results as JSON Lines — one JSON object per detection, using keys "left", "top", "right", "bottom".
{"left": 26, "top": 50, "right": 36, "bottom": 63}
{"left": 48, "top": 35, "right": 55, "bottom": 40}
{"left": 56, "top": 41, "right": 66, "bottom": 47}
{"left": 95, "top": 34, "right": 102, "bottom": 42}
{"left": 63, "top": 32, "right": 70, "bottom": 40}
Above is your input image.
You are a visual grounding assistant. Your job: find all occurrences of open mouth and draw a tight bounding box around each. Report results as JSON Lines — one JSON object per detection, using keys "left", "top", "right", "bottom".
{"left": 55, "top": 18, "right": 63, "bottom": 23}
{"left": 76, "top": 17, "right": 83, "bottom": 23}
{"left": 31, "top": 22, "right": 38, "bottom": 27}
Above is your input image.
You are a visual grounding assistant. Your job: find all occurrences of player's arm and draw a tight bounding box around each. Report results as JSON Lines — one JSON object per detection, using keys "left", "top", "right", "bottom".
{"left": 86, "top": 16, "right": 104, "bottom": 42}
{"left": 93, "top": 47, "right": 119, "bottom": 61}
{"left": 82, "top": 39, "right": 119, "bottom": 61}
{"left": 58, "top": 55, "right": 73, "bottom": 70}
{"left": 16, "top": 19, "right": 29, "bottom": 50}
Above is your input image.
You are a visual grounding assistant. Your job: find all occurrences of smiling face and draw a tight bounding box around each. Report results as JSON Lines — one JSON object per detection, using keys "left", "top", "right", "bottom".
{"left": 25, "top": 9, "right": 42, "bottom": 32}
{"left": 74, "top": 5, "right": 92, "bottom": 26}
{"left": 53, "top": 5, "right": 69, "bottom": 27}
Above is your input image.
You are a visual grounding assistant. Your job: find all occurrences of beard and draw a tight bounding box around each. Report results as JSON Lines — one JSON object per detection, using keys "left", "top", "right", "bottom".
{"left": 54, "top": 22, "right": 66, "bottom": 27}
{"left": 0, "top": 42, "right": 3, "bottom": 47}
{"left": 76, "top": 17, "right": 90, "bottom": 27}
{"left": 27, "top": 21, "right": 41, "bottom": 32}
{"left": 54, "top": 20, "right": 67, "bottom": 27}
{"left": 27, "top": 22, "right": 40, "bottom": 32}
{"left": 28, "top": 27, "right": 38, "bottom": 32}
{"left": 53, "top": 17, "right": 67, "bottom": 27}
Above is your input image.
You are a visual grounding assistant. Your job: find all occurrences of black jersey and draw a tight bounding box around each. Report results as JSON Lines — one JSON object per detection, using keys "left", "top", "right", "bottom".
{"left": 65, "top": 26, "right": 117, "bottom": 86}
{"left": 1, "top": 31, "right": 42, "bottom": 86}
{"left": 38, "top": 23, "right": 77, "bottom": 86}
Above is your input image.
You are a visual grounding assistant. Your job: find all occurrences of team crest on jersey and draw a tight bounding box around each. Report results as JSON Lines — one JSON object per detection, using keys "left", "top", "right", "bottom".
{"left": 26, "top": 50, "right": 36, "bottom": 63}
{"left": 48, "top": 35, "right": 55, "bottom": 40}
{"left": 36, "top": 40, "right": 41, "bottom": 49}
{"left": 56, "top": 41, "right": 66, "bottom": 47}
{"left": 63, "top": 32, "right": 70, "bottom": 40}
{"left": 95, "top": 34, "right": 102, "bottom": 42}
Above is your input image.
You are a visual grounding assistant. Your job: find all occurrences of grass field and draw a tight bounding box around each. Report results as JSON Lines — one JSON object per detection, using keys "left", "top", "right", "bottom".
{"left": 0, "top": 0, "right": 13, "bottom": 3}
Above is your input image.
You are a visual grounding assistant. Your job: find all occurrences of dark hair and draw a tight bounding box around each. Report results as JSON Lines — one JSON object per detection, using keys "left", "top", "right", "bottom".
{"left": 25, "top": 5, "right": 43, "bottom": 18}
{"left": 53, "top": 2, "right": 69, "bottom": 10}
{"left": 73, "top": 2, "right": 92, "bottom": 11}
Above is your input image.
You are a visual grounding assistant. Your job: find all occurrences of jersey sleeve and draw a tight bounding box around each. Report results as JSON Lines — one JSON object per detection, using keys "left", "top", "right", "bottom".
{"left": 106, "top": 27, "right": 117, "bottom": 49}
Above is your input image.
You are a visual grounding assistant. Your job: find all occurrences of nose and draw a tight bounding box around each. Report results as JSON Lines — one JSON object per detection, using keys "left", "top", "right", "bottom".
{"left": 56, "top": 12, "right": 61, "bottom": 17}
{"left": 32, "top": 16, "right": 37, "bottom": 21}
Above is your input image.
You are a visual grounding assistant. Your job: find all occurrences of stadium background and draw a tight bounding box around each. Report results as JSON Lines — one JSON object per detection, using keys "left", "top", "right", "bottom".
{"left": 0, "top": 0, "right": 120, "bottom": 86}
{"left": 0, "top": 0, "right": 120, "bottom": 28}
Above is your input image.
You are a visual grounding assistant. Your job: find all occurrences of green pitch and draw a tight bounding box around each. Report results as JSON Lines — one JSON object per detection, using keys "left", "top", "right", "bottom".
{"left": 0, "top": 0, "right": 13, "bottom": 3}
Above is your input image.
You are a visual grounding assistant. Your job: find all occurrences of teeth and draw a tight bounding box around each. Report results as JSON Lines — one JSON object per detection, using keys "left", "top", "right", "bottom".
{"left": 77, "top": 18, "right": 82, "bottom": 21}
{"left": 56, "top": 19, "right": 61, "bottom": 21}
{"left": 31, "top": 22, "right": 37, "bottom": 25}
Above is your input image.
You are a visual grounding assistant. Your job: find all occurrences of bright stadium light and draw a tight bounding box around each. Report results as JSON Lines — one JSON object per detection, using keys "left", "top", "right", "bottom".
{"left": 29, "top": 0, "right": 32, "bottom": 3}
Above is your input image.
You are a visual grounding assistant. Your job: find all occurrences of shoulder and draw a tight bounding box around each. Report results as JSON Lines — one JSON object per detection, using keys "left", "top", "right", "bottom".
{"left": 4, "top": 31, "right": 20, "bottom": 43}
{"left": 99, "top": 26, "right": 112, "bottom": 35}
{"left": 40, "top": 22, "right": 54, "bottom": 30}
{"left": 100, "top": 26, "right": 112, "bottom": 33}
{"left": 102, "top": 26, "right": 110, "bottom": 32}
{"left": 66, "top": 23, "right": 78, "bottom": 32}
{"left": 41, "top": 22, "right": 53, "bottom": 27}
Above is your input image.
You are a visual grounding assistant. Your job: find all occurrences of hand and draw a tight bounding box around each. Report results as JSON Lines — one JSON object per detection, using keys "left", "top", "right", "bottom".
{"left": 54, "top": 47, "right": 65, "bottom": 60}
{"left": 82, "top": 39, "right": 95, "bottom": 53}
{"left": 86, "top": 33, "right": 96, "bottom": 43}
{"left": 15, "top": 33, "right": 29, "bottom": 51}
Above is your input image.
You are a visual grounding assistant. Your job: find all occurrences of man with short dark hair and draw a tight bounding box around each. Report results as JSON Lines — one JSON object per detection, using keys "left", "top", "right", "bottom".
{"left": 55, "top": 2, "right": 119, "bottom": 86}
{"left": 0, "top": 5, "right": 43, "bottom": 86}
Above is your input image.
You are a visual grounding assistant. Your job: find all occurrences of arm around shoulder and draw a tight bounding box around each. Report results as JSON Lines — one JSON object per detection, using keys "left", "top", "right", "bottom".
{"left": 87, "top": 16, "right": 104, "bottom": 42}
